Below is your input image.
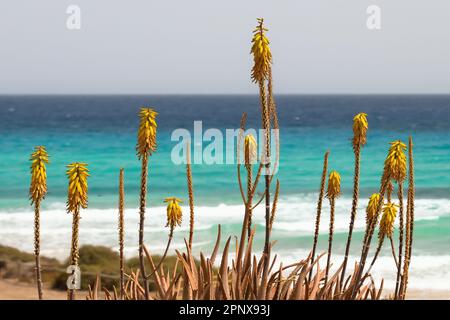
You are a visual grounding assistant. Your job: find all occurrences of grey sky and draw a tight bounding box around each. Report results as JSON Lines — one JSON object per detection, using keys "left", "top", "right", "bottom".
{"left": 0, "top": 0, "right": 449, "bottom": 94}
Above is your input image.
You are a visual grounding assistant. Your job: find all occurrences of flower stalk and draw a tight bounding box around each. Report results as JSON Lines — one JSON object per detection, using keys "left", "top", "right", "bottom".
{"left": 341, "top": 113, "right": 368, "bottom": 286}
{"left": 29, "top": 146, "right": 49, "bottom": 300}
{"left": 186, "top": 141, "right": 195, "bottom": 251}
{"left": 251, "top": 18, "right": 274, "bottom": 299}
{"left": 136, "top": 107, "right": 157, "bottom": 299}
{"left": 366, "top": 202, "right": 398, "bottom": 275}
{"left": 400, "top": 137, "right": 415, "bottom": 299}
{"left": 244, "top": 134, "right": 257, "bottom": 239}
{"left": 66, "top": 162, "right": 89, "bottom": 300}
{"left": 309, "top": 151, "right": 329, "bottom": 283}
{"left": 148, "top": 198, "right": 182, "bottom": 277}
{"left": 353, "top": 140, "right": 406, "bottom": 297}
{"left": 118, "top": 168, "right": 125, "bottom": 299}
{"left": 325, "top": 170, "right": 341, "bottom": 285}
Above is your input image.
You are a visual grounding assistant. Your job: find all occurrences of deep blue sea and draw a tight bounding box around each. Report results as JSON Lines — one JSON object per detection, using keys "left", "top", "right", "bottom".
{"left": 0, "top": 95, "right": 449, "bottom": 289}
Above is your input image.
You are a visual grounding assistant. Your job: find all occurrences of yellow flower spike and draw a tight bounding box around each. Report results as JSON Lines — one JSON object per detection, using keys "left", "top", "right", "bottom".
{"left": 250, "top": 18, "right": 272, "bottom": 83}
{"left": 29, "top": 146, "right": 49, "bottom": 205}
{"left": 384, "top": 140, "right": 407, "bottom": 182}
{"left": 352, "top": 113, "right": 368, "bottom": 150}
{"left": 244, "top": 134, "right": 257, "bottom": 167}
{"left": 66, "top": 162, "right": 89, "bottom": 213}
{"left": 136, "top": 107, "right": 158, "bottom": 159}
{"left": 366, "top": 193, "right": 380, "bottom": 224}
{"left": 164, "top": 197, "right": 183, "bottom": 229}
{"left": 379, "top": 202, "right": 398, "bottom": 239}
{"left": 326, "top": 171, "right": 342, "bottom": 199}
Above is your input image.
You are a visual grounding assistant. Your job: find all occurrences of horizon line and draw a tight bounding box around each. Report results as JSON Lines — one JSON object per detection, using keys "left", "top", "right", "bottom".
{"left": 1, "top": 93, "right": 450, "bottom": 96}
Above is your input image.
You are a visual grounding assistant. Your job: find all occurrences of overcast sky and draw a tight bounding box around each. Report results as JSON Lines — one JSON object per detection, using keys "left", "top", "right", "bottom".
{"left": 0, "top": 1, "right": 449, "bottom": 94}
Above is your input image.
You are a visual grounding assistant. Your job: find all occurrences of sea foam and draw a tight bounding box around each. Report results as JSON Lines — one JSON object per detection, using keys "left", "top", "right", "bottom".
{"left": 1, "top": 195, "right": 449, "bottom": 290}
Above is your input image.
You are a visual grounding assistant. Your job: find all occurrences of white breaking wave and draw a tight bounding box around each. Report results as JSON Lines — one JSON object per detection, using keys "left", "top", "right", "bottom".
{"left": 269, "top": 195, "right": 450, "bottom": 234}
{"left": 0, "top": 195, "right": 450, "bottom": 290}
{"left": 272, "top": 249, "right": 450, "bottom": 291}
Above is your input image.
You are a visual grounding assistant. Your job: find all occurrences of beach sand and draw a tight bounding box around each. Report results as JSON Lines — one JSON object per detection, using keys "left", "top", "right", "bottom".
{"left": 0, "top": 279, "right": 87, "bottom": 300}
{"left": 0, "top": 278, "right": 449, "bottom": 300}
{"left": 405, "top": 288, "right": 450, "bottom": 300}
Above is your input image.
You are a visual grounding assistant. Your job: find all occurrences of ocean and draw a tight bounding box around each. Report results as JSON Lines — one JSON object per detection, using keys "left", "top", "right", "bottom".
{"left": 0, "top": 95, "right": 449, "bottom": 290}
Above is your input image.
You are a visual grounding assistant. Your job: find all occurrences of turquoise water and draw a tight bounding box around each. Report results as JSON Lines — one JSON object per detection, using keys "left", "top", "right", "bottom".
{"left": 1, "top": 97, "right": 449, "bottom": 209}
{"left": 1, "top": 127, "right": 449, "bottom": 208}
{"left": 0, "top": 95, "right": 449, "bottom": 289}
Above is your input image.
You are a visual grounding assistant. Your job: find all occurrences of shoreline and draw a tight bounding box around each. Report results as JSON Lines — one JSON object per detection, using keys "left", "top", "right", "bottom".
{"left": 1, "top": 243, "right": 449, "bottom": 300}
{"left": 0, "top": 279, "right": 88, "bottom": 300}
{"left": 0, "top": 279, "right": 449, "bottom": 300}
{"left": 406, "top": 288, "right": 450, "bottom": 300}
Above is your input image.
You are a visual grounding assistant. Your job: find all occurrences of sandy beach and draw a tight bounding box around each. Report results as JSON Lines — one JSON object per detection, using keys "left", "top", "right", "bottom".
{"left": 406, "top": 289, "right": 450, "bottom": 300}
{"left": 0, "top": 278, "right": 449, "bottom": 300}
{"left": 0, "top": 279, "right": 87, "bottom": 300}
